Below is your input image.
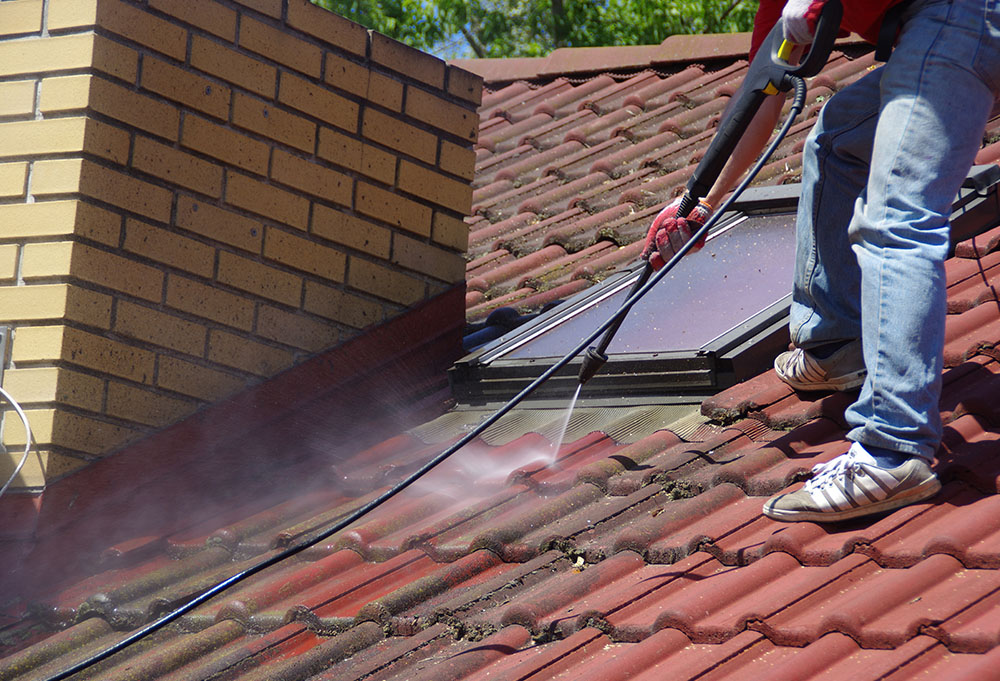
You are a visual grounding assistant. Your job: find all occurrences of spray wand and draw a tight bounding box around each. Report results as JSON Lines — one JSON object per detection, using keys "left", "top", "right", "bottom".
{"left": 578, "top": 0, "right": 843, "bottom": 386}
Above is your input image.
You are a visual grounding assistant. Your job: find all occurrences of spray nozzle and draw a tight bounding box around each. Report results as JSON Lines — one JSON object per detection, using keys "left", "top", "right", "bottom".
{"left": 577, "top": 346, "right": 608, "bottom": 385}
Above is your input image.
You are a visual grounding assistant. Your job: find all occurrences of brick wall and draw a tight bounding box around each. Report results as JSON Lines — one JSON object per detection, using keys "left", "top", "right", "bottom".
{"left": 0, "top": 0, "right": 482, "bottom": 490}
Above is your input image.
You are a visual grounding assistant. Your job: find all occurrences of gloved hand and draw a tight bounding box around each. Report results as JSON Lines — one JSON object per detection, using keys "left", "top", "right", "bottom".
{"left": 781, "top": 0, "right": 827, "bottom": 44}
{"left": 640, "top": 197, "right": 712, "bottom": 270}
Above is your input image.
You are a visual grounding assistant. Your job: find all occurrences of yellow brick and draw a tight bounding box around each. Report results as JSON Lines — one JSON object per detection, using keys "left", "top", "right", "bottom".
{"left": 270, "top": 149, "right": 352, "bottom": 206}
{"left": 439, "top": 139, "right": 477, "bottom": 182}
{"left": 89, "top": 76, "right": 181, "bottom": 142}
{"left": 132, "top": 135, "right": 223, "bottom": 198}
{"left": 38, "top": 74, "right": 90, "bottom": 113}
{"left": 32, "top": 159, "right": 173, "bottom": 223}
{"left": 359, "top": 143, "right": 396, "bottom": 185}
{"left": 0, "top": 446, "right": 49, "bottom": 489}
{"left": 286, "top": 0, "right": 367, "bottom": 57}
{"left": 392, "top": 233, "right": 466, "bottom": 283}
{"left": 263, "top": 227, "right": 346, "bottom": 282}
{"left": 46, "top": 0, "right": 97, "bottom": 30}
{"left": 0, "top": 284, "right": 112, "bottom": 328}
{"left": 348, "top": 256, "right": 426, "bottom": 306}
{"left": 148, "top": 0, "right": 237, "bottom": 41}
{"left": 115, "top": 300, "right": 207, "bottom": 357}
{"left": 191, "top": 35, "right": 276, "bottom": 99}
{"left": 368, "top": 71, "right": 403, "bottom": 112}
{"left": 225, "top": 171, "right": 310, "bottom": 230}
{"left": 92, "top": 34, "right": 140, "bottom": 82}
{"left": 181, "top": 115, "right": 269, "bottom": 176}
{"left": 370, "top": 32, "right": 445, "bottom": 89}
{"left": 303, "top": 280, "right": 383, "bottom": 329}
{"left": 10, "top": 325, "right": 64, "bottom": 364}
{"left": 0, "top": 118, "right": 85, "bottom": 157}
{"left": 38, "top": 76, "right": 177, "bottom": 140}
{"left": 124, "top": 218, "right": 216, "bottom": 278}
{"left": 398, "top": 160, "right": 474, "bottom": 214}
{"left": 256, "top": 304, "right": 337, "bottom": 352}
{"left": 2, "top": 367, "right": 105, "bottom": 412}
{"left": 310, "top": 203, "right": 390, "bottom": 258}
{"left": 0, "top": 200, "right": 121, "bottom": 246}
{"left": 278, "top": 72, "right": 358, "bottom": 132}
{"left": 156, "top": 355, "right": 245, "bottom": 402}
{"left": 12, "top": 325, "right": 155, "bottom": 384}
{"left": 21, "top": 241, "right": 164, "bottom": 303}
{"left": 207, "top": 328, "right": 294, "bottom": 377}
{"left": 432, "top": 211, "right": 470, "bottom": 252}
{"left": 20, "top": 240, "right": 73, "bottom": 284}
{"left": 0, "top": 245, "right": 17, "bottom": 281}
{"left": 406, "top": 86, "right": 478, "bottom": 142}
{"left": 316, "top": 127, "right": 362, "bottom": 172}
{"left": 0, "top": 162, "right": 27, "bottom": 198}
{"left": 0, "top": 80, "right": 36, "bottom": 118}
{"left": 166, "top": 274, "right": 254, "bottom": 331}
{"left": 175, "top": 196, "right": 262, "bottom": 253}
{"left": 232, "top": 0, "right": 281, "bottom": 18}
{"left": 3, "top": 409, "right": 141, "bottom": 455}
{"left": 105, "top": 381, "right": 197, "bottom": 427}
{"left": 446, "top": 65, "right": 484, "bottom": 105}
{"left": 240, "top": 16, "right": 322, "bottom": 78}
{"left": 0, "top": 117, "right": 129, "bottom": 164}
{"left": 0, "top": 34, "right": 136, "bottom": 81}
{"left": 0, "top": 0, "right": 43, "bottom": 36}
{"left": 141, "top": 56, "right": 231, "bottom": 121}
{"left": 362, "top": 108, "right": 436, "bottom": 164}
{"left": 97, "top": 0, "right": 187, "bottom": 61}
{"left": 232, "top": 93, "right": 316, "bottom": 153}
{"left": 217, "top": 250, "right": 302, "bottom": 306}
{"left": 355, "top": 181, "right": 432, "bottom": 237}
{"left": 325, "top": 53, "right": 370, "bottom": 98}
{"left": 86, "top": 119, "right": 132, "bottom": 165}
{"left": 317, "top": 127, "right": 395, "bottom": 184}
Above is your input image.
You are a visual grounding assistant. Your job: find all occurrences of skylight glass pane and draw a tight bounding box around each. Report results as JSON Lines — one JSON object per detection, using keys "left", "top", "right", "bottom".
{"left": 503, "top": 212, "right": 797, "bottom": 359}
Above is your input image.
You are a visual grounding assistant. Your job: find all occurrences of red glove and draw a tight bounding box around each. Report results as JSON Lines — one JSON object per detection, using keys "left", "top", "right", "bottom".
{"left": 640, "top": 198, "right": 713, "bottom": 270}
{"left": 781, "top": 0, "right": 826, "bottom": 44}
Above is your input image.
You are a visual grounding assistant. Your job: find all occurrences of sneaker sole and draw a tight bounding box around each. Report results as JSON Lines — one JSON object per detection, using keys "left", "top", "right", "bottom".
{"left": 762, "top": 476, "right": 942, "bottom": 523}
{"left": 774, "top": 367, "right": 866, "bottom": 393}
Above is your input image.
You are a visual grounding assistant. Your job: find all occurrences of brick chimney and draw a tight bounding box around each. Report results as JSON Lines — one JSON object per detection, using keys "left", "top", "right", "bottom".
{"left": 0, "top": 0, "right": 482, "bottom": 490}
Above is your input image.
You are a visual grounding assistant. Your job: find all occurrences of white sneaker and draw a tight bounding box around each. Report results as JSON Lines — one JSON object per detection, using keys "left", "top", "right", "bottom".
{"left": 773, "top": 339, "right": 866, "bottom": 392}
{"left": 763, "top": 442, "right": 941, "bottom": 523}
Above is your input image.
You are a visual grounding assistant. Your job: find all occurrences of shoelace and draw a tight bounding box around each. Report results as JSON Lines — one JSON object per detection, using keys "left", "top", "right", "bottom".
{"left": 803, "top": 452, "right": 860, "bottom": 492}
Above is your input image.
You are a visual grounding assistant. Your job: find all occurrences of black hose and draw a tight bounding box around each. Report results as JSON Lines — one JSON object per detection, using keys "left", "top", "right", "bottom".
{"left": 43, "top": 75, "right": 809, "bottom": 681}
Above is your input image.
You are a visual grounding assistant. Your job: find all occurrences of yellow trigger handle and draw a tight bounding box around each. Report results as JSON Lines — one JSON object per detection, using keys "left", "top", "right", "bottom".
{"left": 763, "top": 39, "right": 796, "bottom": 96}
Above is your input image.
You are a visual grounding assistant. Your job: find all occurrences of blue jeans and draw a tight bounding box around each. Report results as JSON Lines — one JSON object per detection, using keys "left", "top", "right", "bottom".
{"left": 790, "top": 0, "right": 1000, "bottom": 460}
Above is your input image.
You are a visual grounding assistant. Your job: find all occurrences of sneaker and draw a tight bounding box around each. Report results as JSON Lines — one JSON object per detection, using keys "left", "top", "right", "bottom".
{"left": 762, "top": 442, "right": 941, "bottom": 523}
{"left": 773, "top": 339, "right": 866, "bottom": 392}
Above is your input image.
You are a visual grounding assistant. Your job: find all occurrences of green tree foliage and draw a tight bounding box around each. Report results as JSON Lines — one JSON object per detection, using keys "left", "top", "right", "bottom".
{"left": 312, "top": 0, "right": 759, "bottom": 59}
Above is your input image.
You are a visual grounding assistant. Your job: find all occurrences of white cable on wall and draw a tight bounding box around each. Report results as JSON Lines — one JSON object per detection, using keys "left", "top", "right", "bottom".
{"left": 0, "top": 384, "right": 36, "bottom": 499}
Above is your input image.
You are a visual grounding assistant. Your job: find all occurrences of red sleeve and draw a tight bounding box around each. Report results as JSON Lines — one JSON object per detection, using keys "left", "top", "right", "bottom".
{"left": 749, "top": 0, "right": 786, "bottom": 62}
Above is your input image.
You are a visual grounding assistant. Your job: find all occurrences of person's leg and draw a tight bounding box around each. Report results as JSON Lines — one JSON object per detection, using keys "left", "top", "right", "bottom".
{"left": 787, "top": 69, "right": 880, "bottom": 351}
{"left": 774, "top": 63, "right": 883, "bottom": 393}
{"left": 766, "top": 0, "right": 1000, "bottom": 522}
{"left": 846, "top": 0, "right": 1000, "bottom": 461}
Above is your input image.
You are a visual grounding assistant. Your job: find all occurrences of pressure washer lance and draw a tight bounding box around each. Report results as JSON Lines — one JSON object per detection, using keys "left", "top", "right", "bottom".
{"left": 577, "top": 0, "right": 844, "bottom": 386}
